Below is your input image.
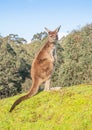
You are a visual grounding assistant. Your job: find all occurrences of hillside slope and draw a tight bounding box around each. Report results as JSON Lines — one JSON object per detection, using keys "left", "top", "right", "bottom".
{"left": 0, "top": 84, "right": 92, "bottom": 130}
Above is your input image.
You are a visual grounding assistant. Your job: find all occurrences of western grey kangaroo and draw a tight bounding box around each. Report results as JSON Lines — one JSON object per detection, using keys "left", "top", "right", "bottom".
{"left": 9, "top": 26, "right": 61, "bottom": 112}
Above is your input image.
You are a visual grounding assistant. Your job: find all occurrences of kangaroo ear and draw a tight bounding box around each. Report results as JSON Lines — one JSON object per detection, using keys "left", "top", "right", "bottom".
{"left": 55, "top": 25, "right": 61, "bottom": 33}
{"left": 44, "top": 27, "right": 50, "bottom": 33}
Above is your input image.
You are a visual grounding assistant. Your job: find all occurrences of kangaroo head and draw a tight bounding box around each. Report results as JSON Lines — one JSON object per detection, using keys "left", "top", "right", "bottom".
{"left": 45, "top": 26, "right": 61, "bottom": 43}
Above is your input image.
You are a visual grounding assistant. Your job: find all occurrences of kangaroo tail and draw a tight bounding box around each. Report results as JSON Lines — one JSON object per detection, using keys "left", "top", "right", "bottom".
{"left": 9, "top": 80, "right": 41, "bottom": 112}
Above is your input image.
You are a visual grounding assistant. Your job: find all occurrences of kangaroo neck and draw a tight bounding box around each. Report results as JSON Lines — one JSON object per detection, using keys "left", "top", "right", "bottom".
{"left": 46, "top": 41, "right": 56, "bottom": 48}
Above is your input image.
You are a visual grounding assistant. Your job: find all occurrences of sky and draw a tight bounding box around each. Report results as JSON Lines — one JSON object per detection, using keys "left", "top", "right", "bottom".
{"left": 0, "top": 0, "right": 92, "bottom": 41}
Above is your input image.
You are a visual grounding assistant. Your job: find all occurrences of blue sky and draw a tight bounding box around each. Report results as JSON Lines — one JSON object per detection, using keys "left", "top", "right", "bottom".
{"left": 0, "top": 0, "right": 92, "bottom": 41}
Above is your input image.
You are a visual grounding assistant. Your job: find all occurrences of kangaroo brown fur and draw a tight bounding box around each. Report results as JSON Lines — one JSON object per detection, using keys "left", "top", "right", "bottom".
{"left": 9, "top": 26, "right": 61, "bottom": 112}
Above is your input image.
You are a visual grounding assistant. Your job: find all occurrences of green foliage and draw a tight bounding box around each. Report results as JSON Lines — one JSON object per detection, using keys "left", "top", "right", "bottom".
{"left": 51, "top": 42, "right": 64, "bottom": 87}
{"left": 31, "top": 31, "right": 47, "bottom": 41}
{"left": 0, "top": 84, "right": 92, "bottom": 130}
{"left": 0, "top": 35, "right": 48, "bottom": 98}
{"left": 0, "top": 23, "right": 92, "bottom": 98}
{"left": 58, "top": 24, "right": 92, "bottom": 87}
{"left": 0, "top": 36, "right": 31, "bottom": 98}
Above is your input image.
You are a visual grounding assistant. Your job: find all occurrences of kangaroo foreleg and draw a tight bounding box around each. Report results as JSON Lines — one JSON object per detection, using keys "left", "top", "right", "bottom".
{"left": 44, "top": 78, "right": 51, "bottom": 91}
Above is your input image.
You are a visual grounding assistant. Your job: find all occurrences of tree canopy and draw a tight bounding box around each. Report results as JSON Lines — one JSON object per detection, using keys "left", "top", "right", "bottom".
{"left": 0, "top": 24, "right": 92, "bottom": 98}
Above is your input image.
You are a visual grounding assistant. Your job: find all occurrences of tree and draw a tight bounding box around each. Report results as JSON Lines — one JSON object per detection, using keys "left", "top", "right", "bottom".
{"left": 31, "top": 31, "right": 47, "bottom": 41}
{"left": 58, "top": 24, "right": 92, "bottom": 87}
{"left": 0, "top": 35, "right": 30, "bottom": 99}
{"left": 4, "top": 34, "right": 27, "bottom": 44}
{"left": 0, "top": 24, "right": 92, "bottom": 98}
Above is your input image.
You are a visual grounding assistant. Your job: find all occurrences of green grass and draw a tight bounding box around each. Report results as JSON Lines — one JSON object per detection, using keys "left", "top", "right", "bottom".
{"left": 0, "top": 84, "right": 92, "bottom": 130}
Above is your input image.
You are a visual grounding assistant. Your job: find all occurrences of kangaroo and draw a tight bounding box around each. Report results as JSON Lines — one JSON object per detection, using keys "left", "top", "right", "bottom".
{"left": 9, "top": 26, "right": 61, "bottom": 112}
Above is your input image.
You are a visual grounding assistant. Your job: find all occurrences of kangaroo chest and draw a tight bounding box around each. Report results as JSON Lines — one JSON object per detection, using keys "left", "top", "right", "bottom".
{"left": 36, "top": 43, "right": 57, "bottom": 64}
{"left": 49, "top": 45, "right": 56, "bottom": 62}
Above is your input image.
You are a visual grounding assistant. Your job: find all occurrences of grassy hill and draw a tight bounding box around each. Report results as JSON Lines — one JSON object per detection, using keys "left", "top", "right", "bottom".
{"left": 0, "top": 84, "right": 92, "bottom": 130}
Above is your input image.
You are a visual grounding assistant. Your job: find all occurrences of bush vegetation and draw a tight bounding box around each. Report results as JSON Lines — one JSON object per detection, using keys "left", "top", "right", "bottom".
{"left": 0, "top": 24, "right": 92, "bottom": 98}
